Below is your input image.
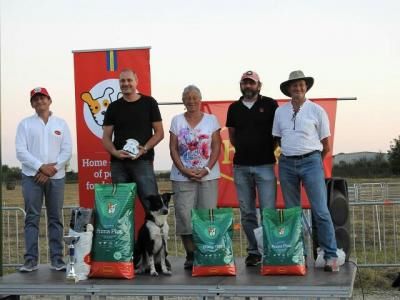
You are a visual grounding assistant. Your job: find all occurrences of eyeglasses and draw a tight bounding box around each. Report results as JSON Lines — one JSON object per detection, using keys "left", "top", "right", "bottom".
{"left": 291, "top": 111, "right": 298, "bottom": 130}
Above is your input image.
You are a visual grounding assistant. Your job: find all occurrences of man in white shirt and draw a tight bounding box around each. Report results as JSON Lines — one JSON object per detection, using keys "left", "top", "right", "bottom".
{"left": 16, "top": 87, "right": 72, "bottom": 272}
{"left": 272, "top": 71, "right": 339, "bottom": 272}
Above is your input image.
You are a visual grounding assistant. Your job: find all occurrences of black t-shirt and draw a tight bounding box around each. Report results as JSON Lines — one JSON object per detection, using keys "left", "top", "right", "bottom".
{"left": 226, "top": 95, "right": 278, "bottom": 165}
{"left": 103, "top": 95, "right": 162, "bottom": 161}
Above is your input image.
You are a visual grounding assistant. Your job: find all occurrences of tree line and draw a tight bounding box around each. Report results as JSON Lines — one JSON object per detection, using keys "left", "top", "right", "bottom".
{"left": 333, "top": 135, "right": 400, "bottom": 178}
{"left": 2, "top": 135, "right": 400, "bottom": 181}
{"left": 332, "top": 153, "right": 392, "bottom": 178}
{"left": 1, "top": 165, "right": 78, "bottom": 184}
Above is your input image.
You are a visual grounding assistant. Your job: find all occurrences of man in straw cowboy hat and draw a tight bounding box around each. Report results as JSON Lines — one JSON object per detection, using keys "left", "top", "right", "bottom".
{"left": 272, "top": 70, "right": 339, "bottom": 272}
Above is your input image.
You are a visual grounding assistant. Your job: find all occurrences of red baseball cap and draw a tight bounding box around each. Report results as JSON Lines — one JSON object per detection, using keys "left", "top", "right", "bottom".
{"left": 241, "top": 71, "right": 260, "bottom": 83}
{"left": 30, "top": 87, "right": 50, "bottom": 101}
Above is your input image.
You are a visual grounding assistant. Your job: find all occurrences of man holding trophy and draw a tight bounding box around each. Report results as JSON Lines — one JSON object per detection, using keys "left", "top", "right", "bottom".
{"left": 102, "top": 68, "right": 164, "bottom": 211}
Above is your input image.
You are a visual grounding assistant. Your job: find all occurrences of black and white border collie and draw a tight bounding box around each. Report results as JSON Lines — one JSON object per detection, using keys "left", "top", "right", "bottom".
{"left": 134, "top": 193, "right": 174, "bottom": 276}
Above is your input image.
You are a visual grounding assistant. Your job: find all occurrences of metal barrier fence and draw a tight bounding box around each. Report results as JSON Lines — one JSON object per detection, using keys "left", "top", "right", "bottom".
{"left": 2, "top": 207, "right": 25, "bottom": 267}
{"left": 349, "top": 182, "right": 400, "bottom": 267}
{"left": 3, "top": 182, "right": 400, "bottom": 269}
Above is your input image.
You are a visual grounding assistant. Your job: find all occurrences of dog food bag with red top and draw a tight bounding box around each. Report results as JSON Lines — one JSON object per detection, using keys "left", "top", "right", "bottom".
{"left": 192, "top": 208, "right": 236, "bottom": 276}
{"left": 90, "top": 183, "right": 136, "bottom": 279}
{"left": 261, "top": 207, "right": 306, "bottom": 276}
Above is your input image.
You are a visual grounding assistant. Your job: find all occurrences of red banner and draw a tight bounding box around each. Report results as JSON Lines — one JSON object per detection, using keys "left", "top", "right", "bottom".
{"left": 73, "top": 47, "right": 151, "bottom": 232}
{"left": 202, "top": 99, "right": 337, "bottom": 209}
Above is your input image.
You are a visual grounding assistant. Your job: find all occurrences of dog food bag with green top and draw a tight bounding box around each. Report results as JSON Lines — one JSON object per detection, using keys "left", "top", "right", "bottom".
{"left": 192, "top": 208, "right": 236, "bottom": 276}
{"left": 89, "top": 183, "right": 136, "bottom": 279}
{"left": 261, "top": 206, "right": 306, "bottom": 275}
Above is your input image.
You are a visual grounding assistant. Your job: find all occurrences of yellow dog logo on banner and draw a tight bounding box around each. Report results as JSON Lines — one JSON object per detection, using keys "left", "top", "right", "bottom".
{"left": 80, "top": 79, "right": 122, "bottom": 138}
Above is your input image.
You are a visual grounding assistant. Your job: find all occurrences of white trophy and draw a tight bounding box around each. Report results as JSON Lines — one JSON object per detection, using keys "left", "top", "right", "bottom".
{"left": 123, "top": 138, "right": 140, "bottom": 158}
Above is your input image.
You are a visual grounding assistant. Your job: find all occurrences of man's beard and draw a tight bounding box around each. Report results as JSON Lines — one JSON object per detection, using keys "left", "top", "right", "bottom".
{"left": 241, "top": 87, "right": 259, "bottom": 99}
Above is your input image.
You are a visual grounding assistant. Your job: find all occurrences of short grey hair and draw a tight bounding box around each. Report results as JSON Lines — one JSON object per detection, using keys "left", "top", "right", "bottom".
{"left": 182, "top": 85, "right": 202, "bottom": 101}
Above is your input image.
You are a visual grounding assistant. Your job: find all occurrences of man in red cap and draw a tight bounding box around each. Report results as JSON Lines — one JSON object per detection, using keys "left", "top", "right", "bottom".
{"left": 16, "top": 87, "right": 72, "bottom": 272}
{"left": 226, "top": 71, "right": 278, "bottom": 266}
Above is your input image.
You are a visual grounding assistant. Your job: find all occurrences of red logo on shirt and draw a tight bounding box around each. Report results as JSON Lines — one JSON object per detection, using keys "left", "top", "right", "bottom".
{"left": 54, "top": 130, "right": 61, "bottom": 135}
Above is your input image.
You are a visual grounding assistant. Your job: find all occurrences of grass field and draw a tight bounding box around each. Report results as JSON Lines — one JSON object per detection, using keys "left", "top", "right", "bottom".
{"left": 2, "top": 178, "right": 400, "bottom": 295}
{"left": 3, "top": 176, "right": 398, "bottom": 207}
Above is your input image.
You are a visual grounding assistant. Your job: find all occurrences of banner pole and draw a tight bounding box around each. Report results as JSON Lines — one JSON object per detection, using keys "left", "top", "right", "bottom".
{"left": 158, "top": 102, "right": 182, "bottom": 105}
{"left": 0, "top": 2, "right": 3, "bottom": 277}
{"left": 158, "top": 97, "right": 357, "bottom": 106}
{"left": 337, "top": 97, "right": 357, "bottom": 101}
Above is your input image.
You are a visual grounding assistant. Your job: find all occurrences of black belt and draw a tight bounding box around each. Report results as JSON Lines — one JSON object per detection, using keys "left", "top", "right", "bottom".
{"left": 282, "top": 150, "right": 320, "bottom": 160}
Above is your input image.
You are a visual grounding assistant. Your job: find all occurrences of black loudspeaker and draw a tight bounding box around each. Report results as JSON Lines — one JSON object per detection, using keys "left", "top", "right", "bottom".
{"left": 313, "top": 178, "right": 351, "bottom": 261}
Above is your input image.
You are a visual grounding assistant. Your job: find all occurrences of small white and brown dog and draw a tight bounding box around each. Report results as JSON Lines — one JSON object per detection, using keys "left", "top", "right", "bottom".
{"left": 134, "top": 193, "right": 174, "bottom": 276}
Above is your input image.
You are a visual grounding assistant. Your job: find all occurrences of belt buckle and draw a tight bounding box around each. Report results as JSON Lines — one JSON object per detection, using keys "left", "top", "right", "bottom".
{"left": 304, "top": 150, "right": 318, "bottom": 158}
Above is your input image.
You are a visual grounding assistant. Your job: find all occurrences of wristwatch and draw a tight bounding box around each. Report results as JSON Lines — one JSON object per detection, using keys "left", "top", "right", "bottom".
{"left": 143, "top": 145, "right": 148, "bottom": 153}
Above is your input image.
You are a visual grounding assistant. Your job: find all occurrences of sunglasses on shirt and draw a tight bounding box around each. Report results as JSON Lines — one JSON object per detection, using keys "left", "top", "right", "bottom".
{"left": 291, "top": 111, "right": 298, "bottom": 130}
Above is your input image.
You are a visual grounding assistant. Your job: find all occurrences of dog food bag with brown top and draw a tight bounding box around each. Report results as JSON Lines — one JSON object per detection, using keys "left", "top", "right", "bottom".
{"left": 192, "top": 208, "right": 236, "bottom": 276}
{"left": 90, "top": 183, "right": 136, "bottom": 279}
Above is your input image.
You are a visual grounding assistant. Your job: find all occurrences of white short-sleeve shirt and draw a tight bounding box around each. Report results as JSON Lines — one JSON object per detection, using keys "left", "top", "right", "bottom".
{"left": 272, "top": 99, "right": 330, "bottom": 156}
{"left": 170, "top": 113, "right": 221, "bottom": 181}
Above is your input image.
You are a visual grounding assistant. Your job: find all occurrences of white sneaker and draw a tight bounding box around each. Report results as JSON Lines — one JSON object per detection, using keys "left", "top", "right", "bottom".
{"left": 324, "top": 257, "right": 340, "bottom": 272}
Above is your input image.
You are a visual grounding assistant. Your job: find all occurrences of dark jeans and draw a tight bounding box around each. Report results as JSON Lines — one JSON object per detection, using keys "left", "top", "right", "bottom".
{"left": 22, "top": 174, "right": 65, "bottom": 262}
{"left": 110, "top": 159, "right": 159, "bottom": 210}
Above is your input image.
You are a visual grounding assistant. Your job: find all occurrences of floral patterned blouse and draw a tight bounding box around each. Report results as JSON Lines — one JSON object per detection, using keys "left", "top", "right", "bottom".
{"left": 169, "top": 113, "right": 220, "bottom": 181}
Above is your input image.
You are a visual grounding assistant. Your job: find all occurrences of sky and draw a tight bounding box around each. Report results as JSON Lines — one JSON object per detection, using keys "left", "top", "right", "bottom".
{"left": 1, "top": 0, "right": 399, "bottom": 171}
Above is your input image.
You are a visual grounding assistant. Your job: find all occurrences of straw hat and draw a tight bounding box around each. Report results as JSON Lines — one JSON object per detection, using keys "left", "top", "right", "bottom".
{"left": 280, "top": 70, "right": 314, "bottom": 97}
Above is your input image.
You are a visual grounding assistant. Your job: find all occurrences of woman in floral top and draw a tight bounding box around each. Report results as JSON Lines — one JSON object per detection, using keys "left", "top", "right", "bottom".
{"left": 169, "top": 85, "right": 221, "bottom": 269}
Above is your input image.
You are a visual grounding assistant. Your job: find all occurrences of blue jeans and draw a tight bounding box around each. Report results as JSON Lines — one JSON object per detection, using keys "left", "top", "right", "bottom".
{"left": 233, "top": 164, "right": 276, "bottom": 256}
{"left": 278, "top": 152, "right": 338, "bottom": 259}
{"left": 111, "top": 159, "right": 158, "bottom": 210}
{"left": 22, "top": 174, "right": 65, "bottom": 262}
